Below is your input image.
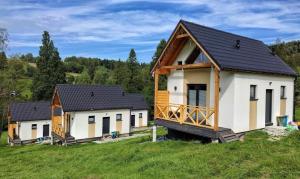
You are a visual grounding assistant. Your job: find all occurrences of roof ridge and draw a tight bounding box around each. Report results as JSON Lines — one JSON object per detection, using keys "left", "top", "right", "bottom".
{"left": 180, "top": 19, "right": 263, "bottom": 43}
{"left": 11, "top": 100, "right": 50, "bottom": 105}
{"left": 56, "top": 84, "right": 122, "bottom": 87}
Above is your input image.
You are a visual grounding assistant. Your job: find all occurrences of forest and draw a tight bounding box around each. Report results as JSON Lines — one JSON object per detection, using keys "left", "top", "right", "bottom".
{"left": 0, "top": 31, "right": 299, "bottom": 131}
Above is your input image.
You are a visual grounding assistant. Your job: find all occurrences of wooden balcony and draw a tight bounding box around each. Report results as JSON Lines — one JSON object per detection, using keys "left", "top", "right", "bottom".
{"left": 52, "top": 116, "right": 65, "bottom": 138}
{"left": 155, "top": 103, "right": 215, "bottom": 129}
{"left": 154, "top": 63, "right": 220, "bottom": 131}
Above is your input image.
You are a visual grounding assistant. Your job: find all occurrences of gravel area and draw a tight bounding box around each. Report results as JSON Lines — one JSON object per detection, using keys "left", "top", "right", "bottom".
{"left": 263, "top": 126, "right": 289, "bottom": 141}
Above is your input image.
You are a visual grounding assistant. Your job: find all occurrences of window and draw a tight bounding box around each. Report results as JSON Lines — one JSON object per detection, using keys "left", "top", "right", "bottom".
{"left": 177, "top": 61, "right": 182, "bottom": 65}
{"left": 139, "top": 113, "right": 143, "bottom": 118}
{"left": 32, "top": 124, "right": 37, "bottom": 129}
{"left": 116, "top": 114, "right": 122, "bottom": 121}
{"left": 88, "top": 116, "right": 95, "bottom": 124}
{"left": 250, "top": 85, "right": 257, "bottom": 100}
{"left": 281, "top": 86, "right": 286, "bottom": 99}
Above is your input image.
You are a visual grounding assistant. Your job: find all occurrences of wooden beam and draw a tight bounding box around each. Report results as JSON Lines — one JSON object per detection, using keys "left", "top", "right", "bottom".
{"left": 214, "top": 68, "right": 219, "bottom": 131}
{"left": 176, "top": 34, "right": 189, "bottom": 39}
{"left": 157, "top": 68, "right": 170, "bottom": 75}
{"left": 163, "top": 38, "right": 187, "bottom": 67}
{"left": 180, "top": 24, "right": 220, "bottom": 71}
{"left": 154, "top": 70, "right": 159, "bottom": 119}
{"left": 160, "top": 63, "right": 211, "bottom": 70}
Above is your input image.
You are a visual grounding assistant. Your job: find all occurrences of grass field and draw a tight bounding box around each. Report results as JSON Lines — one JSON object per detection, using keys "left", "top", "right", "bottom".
{"left": 0, "top": 130, "right": 299, "bottom": 178}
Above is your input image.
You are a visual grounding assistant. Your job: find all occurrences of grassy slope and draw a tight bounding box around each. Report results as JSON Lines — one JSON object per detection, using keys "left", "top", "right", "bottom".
{"left": 0, "top": 130, "right": 299, "bottom": 178}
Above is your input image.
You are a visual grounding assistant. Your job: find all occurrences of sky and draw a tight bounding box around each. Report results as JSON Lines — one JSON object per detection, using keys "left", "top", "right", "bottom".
{"left": 1, "top": 0, "right": 300, "bottom": 63}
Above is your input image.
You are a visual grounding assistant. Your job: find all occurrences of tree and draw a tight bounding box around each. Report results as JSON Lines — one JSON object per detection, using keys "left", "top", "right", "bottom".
{"left": 145, "top": 39, "right": 167, "bottom": 116}
{"left": 126, "top": 49, "right": 143, "bottom": 93}
{"left": 93, "top": 66, "right": 110, "bottom": 85}
{"left": 150, "top": 39, "right": 167, "bottom": 70}
{"left": 0, "top": 52, "right": 7, "bottom": 69}
{"left": 112, "top": 60, "right": 129, "bottom": 89}
{"left": 75, "top": 70, "right": 91, "bottom": 84}
{"left": 32, "top": 31, "right": 66, "bottom": 100}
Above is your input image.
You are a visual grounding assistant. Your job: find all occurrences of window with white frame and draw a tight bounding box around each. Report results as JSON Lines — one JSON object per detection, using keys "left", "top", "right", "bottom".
{"left": 139, "top": 113, "right": 143, "bottom": 118}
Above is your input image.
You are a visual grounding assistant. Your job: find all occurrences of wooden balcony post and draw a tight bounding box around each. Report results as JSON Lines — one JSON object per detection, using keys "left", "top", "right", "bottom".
{"left": 214, "top": 68, "right": 220, "bottom": 131}
{"left": 154, "top": 69, "right": 159, "bottom": 118}
{"left": 180, "top": 105, "right": 184, "bottom": 124}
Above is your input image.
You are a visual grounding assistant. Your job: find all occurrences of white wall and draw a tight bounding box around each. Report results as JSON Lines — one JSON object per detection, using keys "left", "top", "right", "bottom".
{"left": 70, "top": 109, "right": 131, "bottom": 140}
{"left": 219, "top": 71, "right": 236, "bottom": 130}
{"left": 19, "top": 120, "right": 51, "bottom": 141}
{"left": 230, "top": 72, "right": 294, "bottom": 133}
{"left": 131, "top": 110, "right": 148, "bottom": 127}
{"left": 168, "top": 39, "right": 195, "bottom": 104}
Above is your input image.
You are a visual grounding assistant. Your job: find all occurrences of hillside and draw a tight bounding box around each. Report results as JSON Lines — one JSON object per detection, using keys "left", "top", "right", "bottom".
{"left": 0, "top": 130, "right": 299, "bottom": 178}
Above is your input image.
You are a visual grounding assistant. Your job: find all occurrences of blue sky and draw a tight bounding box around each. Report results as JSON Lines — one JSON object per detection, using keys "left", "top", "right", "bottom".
{"left": 1, "top": 0, "right": 300, "bottom": 63}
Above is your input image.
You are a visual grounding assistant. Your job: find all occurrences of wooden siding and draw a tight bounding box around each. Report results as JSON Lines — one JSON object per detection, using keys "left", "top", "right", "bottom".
{"left": 116, "top": 121, "right": 122, "bottom": 133}
{"left": 155, "top": 90, "right": 169, "bottom": 118}
{"left": 52, "top": 116, "right": 64, "bottom": 138}
{"left": 88, "top": 123, "right": 95, "bottom": 138}
{"left": 31, "top": 128, "right": 37, "bottom": 139}
{"left": 249, "top": 100, "right": 257, "bottom": 130}
{"left": 8, "top": 123, "right": 17, "bottom": 139}
{"left": 280, "top": 98, "right": 286, "bottom": 115}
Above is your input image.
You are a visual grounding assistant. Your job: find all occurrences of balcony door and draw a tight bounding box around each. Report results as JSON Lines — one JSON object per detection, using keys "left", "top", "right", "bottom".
{"left": 187, "top": 84, "right": 207, "bottom": 107}
{"left": 187, "top": 84, "right": 207, "bottom": 120}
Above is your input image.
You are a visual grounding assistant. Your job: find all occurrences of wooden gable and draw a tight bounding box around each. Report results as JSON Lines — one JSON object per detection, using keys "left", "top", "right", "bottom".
{"left": 151, "top": 22, "right": 220, "bottom": 73}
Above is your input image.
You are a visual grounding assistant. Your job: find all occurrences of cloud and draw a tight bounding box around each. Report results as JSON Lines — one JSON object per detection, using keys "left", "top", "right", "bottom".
{"left": 0, "top": 0, "right": 299, "bottom": 60}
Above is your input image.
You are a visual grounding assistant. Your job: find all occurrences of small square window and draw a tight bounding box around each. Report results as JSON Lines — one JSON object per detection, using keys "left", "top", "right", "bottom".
{"left": 116, "top": 114, "right": 122, "bottom": 121}
{"left": 250, "top": 85, "right": 257, "bottom": 100}
{"left": 88, "top": 116, "right": 95, "bottom": 124}
{"left": 177, "top": 61, "right": 182, "bottom": 65}
{"left": 32, "top": 124, "right": 37, "bottom": 129}
{"left": 139, "top": 113, "right": 143, "bottom": 118}
{"left": 280, "top": 86, "right": 286, "bottom": 99}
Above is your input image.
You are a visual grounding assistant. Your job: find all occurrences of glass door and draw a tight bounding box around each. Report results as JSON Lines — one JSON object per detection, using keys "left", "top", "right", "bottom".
{"left": 188, "top": 84, "right": 207, "bottom": 120}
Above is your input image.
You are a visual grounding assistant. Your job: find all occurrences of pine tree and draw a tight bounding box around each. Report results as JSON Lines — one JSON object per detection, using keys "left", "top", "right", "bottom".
{"left": 126, "top": 49, "right": 142, "bottom": 93}
{"left": 32, "top": 31, "right": 66, "bottom": 100}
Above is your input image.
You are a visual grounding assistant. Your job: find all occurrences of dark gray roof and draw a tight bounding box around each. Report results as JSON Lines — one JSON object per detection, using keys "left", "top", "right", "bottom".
{"left": 10, "top": 101, "right": 51, "bottom": 122}
{"left": 56, "top": 84, "right": 148, "bottom": 112}
{"left": 181, "top": 20, "right": 296, "bottom": 76}
{"left": 124, "top": 93, "right": 148, "bottom": 110}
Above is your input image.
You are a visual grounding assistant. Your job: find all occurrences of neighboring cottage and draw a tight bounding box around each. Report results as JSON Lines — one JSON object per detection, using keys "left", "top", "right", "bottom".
{"left": 51, "top": 84, "right": 148, "bottom": 144}
{"left": 152, "top": 20, "right": 296, "bottom": 142}
{"left": 7, "top": 101, "right": 52, "bottom": 145}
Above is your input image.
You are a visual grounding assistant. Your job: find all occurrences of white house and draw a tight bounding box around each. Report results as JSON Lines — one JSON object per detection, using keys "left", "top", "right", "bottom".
{"left": 51, "top": 84, "right": 148, "bottom": 144}
{"left": 8, "top": 101, "right": 52, "bottom": 145}
{"left": 152, "top": 20, "right": 296, "bottom": 142}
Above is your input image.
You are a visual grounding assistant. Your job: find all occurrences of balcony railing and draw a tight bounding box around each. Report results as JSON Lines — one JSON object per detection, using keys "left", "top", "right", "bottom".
{"left": 52, "top": 116, "right": 65, "bottom": 138}
{"left": 155, "top": 103, "right": 215, "bottom": 129}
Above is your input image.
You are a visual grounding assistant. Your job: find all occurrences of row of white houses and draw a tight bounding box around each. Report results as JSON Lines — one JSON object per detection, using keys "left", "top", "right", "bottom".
{"left": 8, "top": 85, "right": 148, "bottom": 145}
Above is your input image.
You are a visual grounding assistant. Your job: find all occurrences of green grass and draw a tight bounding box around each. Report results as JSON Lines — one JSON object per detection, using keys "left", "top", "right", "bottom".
{"left": 0, "top": 130, "right": 299, "bottom": 178}
{"left": 0, "top": 131, "right": 7, "bottom": 146}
